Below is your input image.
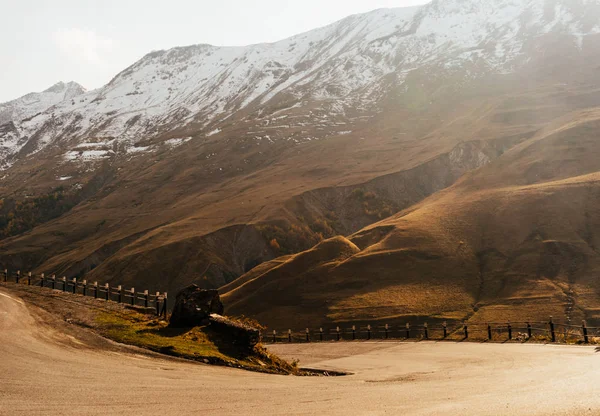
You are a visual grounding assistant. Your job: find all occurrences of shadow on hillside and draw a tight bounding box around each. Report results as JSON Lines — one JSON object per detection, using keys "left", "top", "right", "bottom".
{"left": 138, "top": 325, "right": 251, "bottom": 358}
{"left": 203, "top": 326, "right": 253, "bottom": 359}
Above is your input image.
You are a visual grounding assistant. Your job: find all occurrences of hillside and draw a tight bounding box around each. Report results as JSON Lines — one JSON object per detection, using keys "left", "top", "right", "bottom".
{"left": 223, "top": 110, "right": 600, "bottom": 328}
{"left": 0, "top": 81, "right": 85, "bottom": 169}
{"left": 3, "top": 0, "right": 600, "bottom": 303}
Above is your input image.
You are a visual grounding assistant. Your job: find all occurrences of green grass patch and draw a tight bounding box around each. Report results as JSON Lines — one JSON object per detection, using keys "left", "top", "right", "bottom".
{"left": 95, "top": 309, "right": 297, "bottom": 374}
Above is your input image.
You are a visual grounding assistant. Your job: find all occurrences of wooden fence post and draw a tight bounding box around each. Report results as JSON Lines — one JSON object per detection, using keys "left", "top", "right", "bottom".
{"left": 3, "top": 269, "right": 7, "bottom": 283}
{"left": 488, "top": 323, "right": 492, "bottom": 341}
{"left": 367, "top": 325, "right": 372, "bottom": 340}
{"left": 72, "top": 278, "right": 77, "bottom": 294}
{"left": 288, "top": 329, "right": 292, "bottom": 343}
{"left": 272, "top": 330, "right": 277, "bottom": 343}
{"left": 464, "top": 321, "right": 469, "bottom": 339}
{"left": 549, "top": 316, "right": 556, "bottom": 343}
{"left": 583, "top": 321, "right": 589, "bottom": 344}
{"left": 424, "top": 323, "right": 429, "bottom": 340}
{"left": 336, "top": 326, "right": 341, "bottom": 341}
{"left": 40, "top": 273, "right": 45, "bottom": 288}
{"left": 155, "top": 292, "right": 160, "bottom": 316}
{"left": 117, "top": 285, "right": 122, "bottom": 303}
{"left": 306, "top": 328, "right": 310, "bottom": 343}
{"left": 162, "top": 293, "right": 168, "bottom": 318}
{"left": 62, "top": 277, "right": 67, "bottom": 292}
{"left": 105, "top": 284, "right": 110, "bottom": 301}
{"left": 406, "top": 323, "right": 410, "bottom": 339}
{"left": 82, "top": 280, "right": 87, "bottom": 296}
{"left": 508, "top": 321, "right": 512, "bottom": 340}
{"left": 144, "top": 290, "right": 149, "bottom": 308}
{"left": 16, "top": 270, "right": 20, "bottom": 284}
{"left": 385, "top": 324, "right": 389, "bottom": 339}
{"left": 443, "top": 321, "right": 447, "bottom": 339}
{"left": 94, "top": 282, "right": 98, "bottom": 299}
{"left": 27, "top": 272, "right": 32, "bottom": 286}
{"left": 51, "top": 275, "right": 56, "bottom": 289}
{"left": 130, "top": 288, "right": 135, "bottom": 306}
{"left": 319, "top": 327, "right": 324, "bottom": 341}
{"left": 352, "top": 325, "right": 356, "bottom": 340}
{"left": 527, "top": 322, "right": 532, "bottom": 339}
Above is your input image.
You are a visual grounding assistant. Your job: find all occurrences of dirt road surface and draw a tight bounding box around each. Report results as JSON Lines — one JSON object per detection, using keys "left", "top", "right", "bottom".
{"left": 1, "top": 288, "right": 600, "bottom": 415}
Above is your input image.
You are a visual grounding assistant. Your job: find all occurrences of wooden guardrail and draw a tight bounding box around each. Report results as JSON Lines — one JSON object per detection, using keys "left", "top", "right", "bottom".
{"left": 4, "top": 268, "right": 594, "bottom": 345}
{"left": 266, "top": 318, "right": 599, "bottom": 345}
{"left": 1, "top": 268, "right": 168, "bottom": 318}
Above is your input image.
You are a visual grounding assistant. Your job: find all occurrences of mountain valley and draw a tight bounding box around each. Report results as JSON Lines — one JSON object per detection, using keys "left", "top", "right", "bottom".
{"left": 3, "top": 0, "right": 600, "bottom": 328}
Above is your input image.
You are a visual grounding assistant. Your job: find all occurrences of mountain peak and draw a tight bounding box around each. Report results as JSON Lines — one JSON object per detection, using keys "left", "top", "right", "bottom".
{"left": 3, "top": 0, "right": 600, "bottom": 170}
{"left": 0, "top": 80, "right": 87, "bottom": 151}
{"left": 43, "top": 81, "right": 68, "bottom": 93}
{"left": 43, "top": 81, "right": 86, "bottom": 95}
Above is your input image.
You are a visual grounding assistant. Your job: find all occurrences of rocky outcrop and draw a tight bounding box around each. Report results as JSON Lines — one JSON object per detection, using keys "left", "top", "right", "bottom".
{"left": 169, "top": 285, "right": 260, "bottom": 352}
{"left": 169, "top": 285, "right": 224, "bottom": 328}
{"left": 209, "top": 314, "right": 260, "bottom": 352}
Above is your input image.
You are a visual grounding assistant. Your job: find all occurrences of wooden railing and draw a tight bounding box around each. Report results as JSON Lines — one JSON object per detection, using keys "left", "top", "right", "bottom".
{"left": 266, "top": 319, "right": 599, "bottom": 345}
{"left": 1, "top": 268, "right": 168, "bottom": 318}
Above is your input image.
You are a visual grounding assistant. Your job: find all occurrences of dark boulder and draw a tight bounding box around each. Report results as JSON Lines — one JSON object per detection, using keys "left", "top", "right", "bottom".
{"left": 169, "top": 285, "right": 224, "bottom": 328}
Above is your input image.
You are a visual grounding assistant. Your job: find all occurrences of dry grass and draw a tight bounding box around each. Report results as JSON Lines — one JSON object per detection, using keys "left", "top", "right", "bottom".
{"left": 222, "top": 110, "right": 600, "bottom": 330}
{"left": 2, "top": 72, "right": 595, "bottom": 295}
{"left": 95, "top": 310, "right": 297, "bottom": 374}
{"left": 0, "top": 283, "right": 297, "bottom": 375}
{"left": 5, "top": 64, "right": 600, "bottom": 333}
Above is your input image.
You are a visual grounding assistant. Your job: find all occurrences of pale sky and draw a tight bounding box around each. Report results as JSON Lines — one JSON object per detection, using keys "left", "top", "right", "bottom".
{"left": 1, "top": 0, "right": 428, "bottom": 102}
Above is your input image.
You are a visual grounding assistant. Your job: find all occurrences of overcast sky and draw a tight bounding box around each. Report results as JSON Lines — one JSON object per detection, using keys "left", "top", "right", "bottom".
{"left": 1, "top": 0, "right": 428, "bottom": 102}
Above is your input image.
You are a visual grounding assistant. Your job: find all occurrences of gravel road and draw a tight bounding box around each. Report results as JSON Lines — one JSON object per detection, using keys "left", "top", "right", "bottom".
{"left": 1, "top": 289, "right": 600, "bottom": 415}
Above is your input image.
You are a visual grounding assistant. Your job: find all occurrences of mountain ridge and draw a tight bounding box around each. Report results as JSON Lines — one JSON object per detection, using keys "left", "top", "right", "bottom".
{"left": 222, "top": 110, "right": 600, "bottom": 328}
{"left": 2, "top": 0, "right": 599, "bottom": 171}
{"left": 3, "top": 0, "right": 600, "bottom": 318}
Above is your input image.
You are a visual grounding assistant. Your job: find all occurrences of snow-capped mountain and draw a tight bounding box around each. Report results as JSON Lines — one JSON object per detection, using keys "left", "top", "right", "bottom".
{"left": 0, "top": 81, "right": 86, "bottom": 167}
{"left": 2, "top": 0, "right": 600, "bottom": 170}
{"left": 6, "top": 0, "right": 600, "bottom": 301}
{"left": 0, "top": 81, "right": 85, "bottom": 126}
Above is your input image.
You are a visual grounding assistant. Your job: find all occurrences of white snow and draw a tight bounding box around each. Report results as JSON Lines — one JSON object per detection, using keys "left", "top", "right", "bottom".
{"left": 64, "top": 150, "right": 113, "bottom": 161}
{"left": 2, "top": 0, "right": 600, "bottom": 168}
{"left": 164, "top": 137, "right": 192, "bottom": 147}
{"left": 0, "top": 81, "right": 85, "bottom": 127}
{"left": 127, "top": 145, "right": 152, "bottom": 154}
{"left": 74, "top": 141, "right": 114, "bottom": 149}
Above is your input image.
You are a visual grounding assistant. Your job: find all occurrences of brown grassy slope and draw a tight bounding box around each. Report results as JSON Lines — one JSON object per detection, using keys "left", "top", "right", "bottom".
{"left": 222, "top": 111, "right": 600, "bottom": 329}
{"left": 3, "top": 61, "right": 600, "bottom": 295}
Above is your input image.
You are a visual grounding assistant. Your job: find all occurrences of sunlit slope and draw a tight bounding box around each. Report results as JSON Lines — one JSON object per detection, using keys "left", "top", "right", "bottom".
{"left": 5, "top": 0, "right": 600, "bottom": 296}
{"left": 223, "top": 111, "right": 600, "bottom": 328}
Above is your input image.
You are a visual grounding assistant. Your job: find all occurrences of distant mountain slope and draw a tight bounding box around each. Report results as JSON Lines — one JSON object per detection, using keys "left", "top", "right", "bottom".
{"left": 3, "top": 0, "right": 600, "bottom": 306}
{"left": 0, "top": 81, "right": 85, "bottom": 125}
{"left": 223, "top": 110, "right": 600, "bottom": 328}
{"left": 0, "top": 81, "right": 85, "bottom": 167}
{"left": 2, "top": 0, "right": 600, "bottom": 169}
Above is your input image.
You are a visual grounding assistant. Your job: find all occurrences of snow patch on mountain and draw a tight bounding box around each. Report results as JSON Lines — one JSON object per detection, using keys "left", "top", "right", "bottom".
{"left": 0, "top": 81, "right": 86, "bottom": 168}
{"left": 64, "top": 149, "right": 113, "bottom": 162}
{"left": 3, "top": 0, "right": 600, "bottom": 170}
{"left": 0, "top": 81, "right": 86, "bottom": 126}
